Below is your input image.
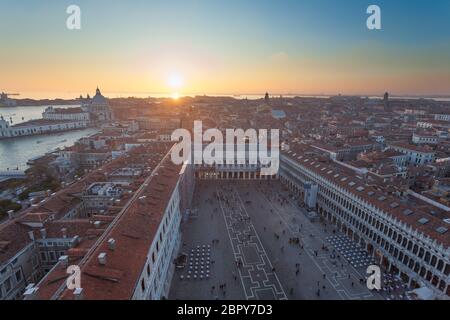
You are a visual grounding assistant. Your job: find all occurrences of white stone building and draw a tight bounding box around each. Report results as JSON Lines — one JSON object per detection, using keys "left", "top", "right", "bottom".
{"left": 412, "top": 132, "right": 439, "bottom": 145}
{"left": 82, "top": 87, "right": 113, "bottom": 122}
{"left": 42, "top": 107, "right": 90, "bottom": 122}
{"left": 279, "top": 149, "right": 449, "bottom": 297}
{"left": 388, "top": 143, "right": 435, "bottom": 166}
{"left": 0, "top": 117, "right": 88, "bottom": 138}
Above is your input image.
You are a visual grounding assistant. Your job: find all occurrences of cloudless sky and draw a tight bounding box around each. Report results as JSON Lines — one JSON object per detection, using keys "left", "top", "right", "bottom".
{"left": 0, "top": 0, "right": 449, "bottom": 98}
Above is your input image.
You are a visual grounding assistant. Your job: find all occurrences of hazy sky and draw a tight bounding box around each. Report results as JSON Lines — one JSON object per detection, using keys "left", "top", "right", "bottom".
{"left": 0, "top": 0, "right": 449, "bottom": 98}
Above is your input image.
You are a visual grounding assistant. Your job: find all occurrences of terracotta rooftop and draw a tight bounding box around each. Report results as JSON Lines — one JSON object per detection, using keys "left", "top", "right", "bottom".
{"left": 57, "top": 157, "right": 181, "bottom": 300}
{"left": 31, "top": 144, "right": 179, "bottom": 300}
{"left": 0, "top": 142, "right": 173, "bottom": 270}
{"left": 388, "top": 142, "right": 435, "bottom": 154}
{"left": 49, "top": 107, "right": 86, "bottom": 114}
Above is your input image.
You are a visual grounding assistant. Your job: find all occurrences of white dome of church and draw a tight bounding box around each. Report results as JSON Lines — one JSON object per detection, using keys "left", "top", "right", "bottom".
{"left": 81, "top": 87, "right": 113, "bottom": 122}
{"left": 92, "top": 87, "right": 107, "bottom": 105}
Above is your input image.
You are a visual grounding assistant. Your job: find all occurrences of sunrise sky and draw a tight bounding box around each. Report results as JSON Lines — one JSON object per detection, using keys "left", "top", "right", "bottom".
{"left": 0, "top": 0, "right": 449, "bottom": 98}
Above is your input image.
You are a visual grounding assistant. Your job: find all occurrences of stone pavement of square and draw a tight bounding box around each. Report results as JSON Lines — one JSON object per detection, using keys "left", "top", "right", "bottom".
{"left": 169, "top": 181, "right": 383, "bottom": 300}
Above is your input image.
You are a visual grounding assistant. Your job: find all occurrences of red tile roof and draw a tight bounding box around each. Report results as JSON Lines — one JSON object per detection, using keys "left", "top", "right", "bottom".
{"left": 57, "top": 157, "right": 181, "bottom": 300}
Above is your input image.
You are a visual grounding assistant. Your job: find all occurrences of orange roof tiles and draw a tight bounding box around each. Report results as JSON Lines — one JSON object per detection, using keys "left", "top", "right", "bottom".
{"left": 58, "top": 158, "right": 181, "bottom": 300}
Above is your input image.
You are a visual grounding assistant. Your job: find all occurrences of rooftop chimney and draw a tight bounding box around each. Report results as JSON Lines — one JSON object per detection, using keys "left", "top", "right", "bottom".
{"left": 72, "top": 235, "right": 80, "bottom": 246}
{"left": 61, "top": 228, "right": 67, "bottom": 239}
{"left": 98, "top": 252, "right": 107, "bottom": 265}
{"left": 28, "top": 231, "right": 35, "bottom": 241}
{"left": 59, "top": 255, "right": 69, "bottom": 267}
{"left": 25, "top": 283, "right": 36, "bottom": 290}
{"left": 94, "top": 221, "right": 101, "bottom": 229}
{"left": 107, "top": 238, "right": 116, "bottom": 251}
{"left": 73, "top": 288, "right": 84, "bottom": 300}
{"left": 23, "top": 287, "right": 39, "bottom": 300}
{"left": 7, "top": 210, "right": 15, "bottom": 219}
{"left": 40, "top": 228, "right": 47, "bottom": 239}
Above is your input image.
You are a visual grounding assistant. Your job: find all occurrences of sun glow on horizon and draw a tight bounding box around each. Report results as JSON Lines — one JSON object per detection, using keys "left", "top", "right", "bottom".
{"left": 166, "top": 72, "right": 184, "bottom": 100}
{"left": 1, "top": 2, "right": 450, "bottom": 97}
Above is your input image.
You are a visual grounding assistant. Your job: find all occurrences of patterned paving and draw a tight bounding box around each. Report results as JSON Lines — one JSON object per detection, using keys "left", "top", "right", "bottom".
{"left": 326, "top": 235, "right": 376, "bottom": 269}
{"left": 170, "top": 181, "right": 385, "bottom": 300}
{"left": 253, "top": 184, "right": 380, "bottom": 300}
{"left": 216, "top": 186, "right": 287, "bottom": 300}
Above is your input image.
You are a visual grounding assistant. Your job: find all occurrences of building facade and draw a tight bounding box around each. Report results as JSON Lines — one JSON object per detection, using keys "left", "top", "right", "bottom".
{"left": 279, "top": 150, "right": 449, "bottom": 297}
{"left": 43, "top": 107, "right": 90, "bottom": 122}
{"left": 388, "top": 143, "right": 436, "bottom": 166}
{"left": 0, "top": 117, "right": 87, "bottom": 138}
{"left": 82, "top": 87, "right": 113, "bottom": 122}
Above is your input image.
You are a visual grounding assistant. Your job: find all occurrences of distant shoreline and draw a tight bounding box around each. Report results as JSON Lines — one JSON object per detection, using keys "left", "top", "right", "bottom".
{"left": 5, "top": 94, "right": 450, "bottom": 104}
{"left": 1, "top": 99, "right": 80, "bottom": 107}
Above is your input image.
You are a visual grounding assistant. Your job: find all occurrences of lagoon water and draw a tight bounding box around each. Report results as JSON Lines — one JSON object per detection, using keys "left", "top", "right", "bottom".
{"left": 0, "top": 105, "right": 98, "bottom": 171}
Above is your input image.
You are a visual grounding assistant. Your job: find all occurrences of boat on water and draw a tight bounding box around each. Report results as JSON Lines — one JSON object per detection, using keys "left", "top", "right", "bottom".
{"left": 27, "top": 155, "right": 46, "bottom": 165}
{"left": 36, "top": 140, "right": 43, "bottom": 144}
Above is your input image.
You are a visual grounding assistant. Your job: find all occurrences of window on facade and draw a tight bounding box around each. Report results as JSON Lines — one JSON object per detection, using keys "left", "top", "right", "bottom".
{"left": 15, "top": 270, "right": 22, "bottom": 283}
{"left": 406, "top": 241, "right": 412, "bottom": 251}
{"left": 4, "top": 277, "right": 12, "bottom": 293}
{"left": 444, "top": 264, "right": 450, "bottom": 276}
{"left": 49, "top": 251, "right": 56, "bottom": 261}
{"left": 431, "top": 256, "right": 437, "bottom": 267}
{"left": 437, "top": 259, "right": 443, "bottom": 271}
{"left": 425, "top": 252, "right": 431, "bottom": 263}
{"left": 417, "top": 247, "right": 424, "bottom": 258}
{"left": 404, "top": 255, "right": 409, "bottom": 264}
{"left": 32, "top": 256, "right": 38, "bottom": 268}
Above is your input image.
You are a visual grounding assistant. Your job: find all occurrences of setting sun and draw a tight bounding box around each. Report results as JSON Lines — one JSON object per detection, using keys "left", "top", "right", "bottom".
{"left": 167, "top": 73, "right": 183, "bottom": 99}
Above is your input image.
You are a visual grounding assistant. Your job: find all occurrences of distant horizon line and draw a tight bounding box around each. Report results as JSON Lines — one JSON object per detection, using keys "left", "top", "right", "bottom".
{"left": 7, "top": 90, "right": 450, "bottom": 101}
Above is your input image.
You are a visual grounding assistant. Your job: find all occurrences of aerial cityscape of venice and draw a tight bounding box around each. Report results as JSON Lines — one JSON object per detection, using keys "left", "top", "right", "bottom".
{"left": 0, "top": 0, "right": 449, "bottom": 309}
